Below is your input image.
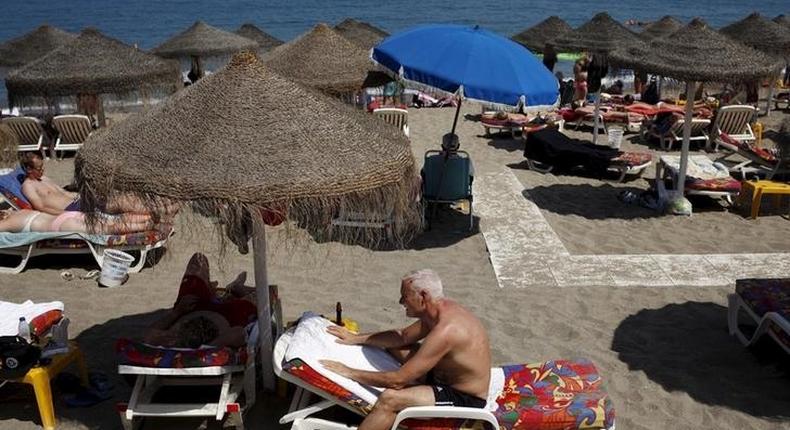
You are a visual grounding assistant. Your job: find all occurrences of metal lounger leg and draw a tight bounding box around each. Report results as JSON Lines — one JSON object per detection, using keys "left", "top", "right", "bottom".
{"left": 0, "top": 245, "right": 34, "bottom": 274}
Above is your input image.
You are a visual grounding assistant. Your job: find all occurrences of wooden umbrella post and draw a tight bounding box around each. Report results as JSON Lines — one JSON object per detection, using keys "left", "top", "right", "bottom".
{"left": 252, "top": 222, "right": 275, "bottom": 392}
{"left": 677, "top": 81, "right": 696, "bottom": 199}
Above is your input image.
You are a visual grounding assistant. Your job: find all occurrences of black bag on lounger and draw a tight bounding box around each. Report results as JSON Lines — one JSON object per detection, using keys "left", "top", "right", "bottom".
{"left": 0, "top": 336, "right": 41, "bottom": 379}
{"left": 524, "top": 128, "right": 619, "bottom": 174}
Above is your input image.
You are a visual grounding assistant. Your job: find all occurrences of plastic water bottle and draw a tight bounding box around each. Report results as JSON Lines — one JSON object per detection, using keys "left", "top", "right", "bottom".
{"left": 18, "top": 317, "right": 30, "bottom": 342}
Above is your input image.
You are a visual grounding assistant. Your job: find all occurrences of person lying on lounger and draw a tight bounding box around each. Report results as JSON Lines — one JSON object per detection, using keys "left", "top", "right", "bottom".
{"left": 143, "top": 253, "right": 257, "bottom": 349}
{"left": 0, "top": 209, "right": 154, "bottom": 234}
{"left": 20, "top": 153, "right": 179, "bottom": 216}
{"left": 320, "top": 269, "right": 491, "bottom": 430}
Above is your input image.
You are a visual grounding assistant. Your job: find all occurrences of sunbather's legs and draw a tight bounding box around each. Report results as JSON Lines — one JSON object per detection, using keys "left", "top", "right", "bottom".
{"left": 53, "top": 212, "right": 154, "bottom": 234}
{"left": 360, "top": 386, "right": 434, "bottom": 430}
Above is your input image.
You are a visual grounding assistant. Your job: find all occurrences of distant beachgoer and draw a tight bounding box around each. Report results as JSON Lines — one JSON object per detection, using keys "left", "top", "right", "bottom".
{"left": 187, "top": 56, "right": 204, "bottom": 84}
{"left": 633, "top": 69, "right": 648, "bottom": 95}
{"left": 605, "top": 80, "right": 624, "bottom": 95}
{"left": 0, "top": 209, "right": 154, "bottom": 234}
{"left": 573, "top": 56, "right": 589, "bottom": 104}
{"left": 143, "top": 253, "right": 256, "bottom": 348}
{"left": 542, "top": 43, "right": 558, "bottom": 72}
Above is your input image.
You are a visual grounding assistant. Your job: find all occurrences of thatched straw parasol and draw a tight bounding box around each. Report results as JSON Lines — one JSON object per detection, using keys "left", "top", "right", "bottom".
{"left": 235, "top": 23, "right": 283, "bottom": 53}
{"left": 511, "top": 16, "right": 572, "bottom": 53}
{"left": 263, "top": 23, "right": 374, "bottom": 95}
{"left": 0, "top": 25, "right": 75, "bottom": 68}
{"left": 720, "top": 13, "right": 790, "bottom": 58}
{"left": 639, "top": 16, "right": 683, "bottom": 40}
{"left": 0, "top": 123, "right": 19, "bottom": 168}
{"left": 610, "top": 18, "right": 783, "bottom": 200}
{"left": 75, "top": 51, "right": 420, "bottom": 387}
{"left": 333, "top": 18, "right": 389, "bottom": 50}
{"left": 5, "top": 28, "right": 181, "bottom": 116}
{"left": 774, "top": 15, "right": 790, "bottom": 29}
{"left": 551, "top": 12, "right": 644, "bottom": 54}
{"left": 152, "top": 21, "right": 258, "bottom": 58}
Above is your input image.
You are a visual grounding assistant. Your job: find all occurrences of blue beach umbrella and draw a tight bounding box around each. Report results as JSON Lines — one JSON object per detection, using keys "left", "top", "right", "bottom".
{"left": 372, "top": 24, "right": 559, "bottom": 135}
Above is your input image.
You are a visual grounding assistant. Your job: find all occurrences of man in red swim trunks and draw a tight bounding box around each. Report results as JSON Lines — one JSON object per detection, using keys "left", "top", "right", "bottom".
{"left": 143, "top": 253, "right": 257, "bottom": 348}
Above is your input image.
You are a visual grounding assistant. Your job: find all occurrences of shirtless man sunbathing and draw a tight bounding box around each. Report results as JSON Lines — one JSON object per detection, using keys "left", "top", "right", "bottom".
{"left": 0, "top": 209, "right": 154, "bottom": 234}
{"left": 320, "top": 269, "right": 491, "bottom": 430}
{"left": 20, "top": 153, "right": 177, "bottom": 216}
{"left": 143, "top": 253, "right": 257, "bottom": 349}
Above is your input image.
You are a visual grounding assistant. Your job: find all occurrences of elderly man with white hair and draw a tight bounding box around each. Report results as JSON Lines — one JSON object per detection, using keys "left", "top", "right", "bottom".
{"left": 320, "top": 269, "right": 491, "bottom": 430}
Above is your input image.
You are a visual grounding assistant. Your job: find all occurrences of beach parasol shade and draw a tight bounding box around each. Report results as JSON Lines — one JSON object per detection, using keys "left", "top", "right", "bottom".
{"left": 773, "top": 15, "right": 790, "bottom": 29}
{"left": 235, "top": 23, "right": 283, "bottom": 53}
{"left": 551, "top": 12, "right": 645, "bottom": 53}
{"left": 263, "top": 23, "right": 374, "bottom": 95}
{"left": 511, "top": 16, "right": 573, "bottom": 53}
{"left": 609, "top": 18, "right": 784, "bottom": 84}
{"left": 638, "top": 16, "right": 683, "bottom": 41}
{"left": 720, "top": 13, "right": 790, "bottom": 58}
{"left": 0, "top": 25, "right": 75, "bottom": 68}
{"left": 5, "top": 28, "right": 181, "bottom": 105}
{"left": 75, "top": 51, "right": 419, "bottom": 237}
{"left": 152, "top": 21, "right": 259, "bottom": 58}
{"left": 333, "top": 18, "right": 389, "bottom": 50}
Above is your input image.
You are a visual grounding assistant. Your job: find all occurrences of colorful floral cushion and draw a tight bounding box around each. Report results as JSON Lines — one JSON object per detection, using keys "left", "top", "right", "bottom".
{"left": 35, "top": 228, "right": 171, "bottom": 249}
{"left": 686, "top": 177, "right": 741, "bottom": 192}
{"left": 0, "top": 186, "right": 33, "bottom": 210}
{"left": 736, "top": 278, "right": 790, "bottom": 349}
{"left": 611, "top": 152, "right": 652, "bottom": 168}
{"left": 283, "top": 358, "right": 615, "bottom": 430}
{"left": 116, "top": 338, "right": 248, "bottom": 368}
{"left": 719, "top": 133, "right": 778, "bottom": 163}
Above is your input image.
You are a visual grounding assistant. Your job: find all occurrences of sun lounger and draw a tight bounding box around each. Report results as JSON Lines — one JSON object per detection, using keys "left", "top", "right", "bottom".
{"left": 728, "top": 278, "right": 790, "bottom": 354}
{"left": 116, "top": 287, "right": 281, "bottom": 430}
{"left": 373, "top": 108, "right": 409, "bottom": 137}
{"left": 524, "top": 128, "right": 652, "bottom": 182}
{"left": 656, "top": 154, "right": 741, "bottom": 204}
{"left": 480, "top": 112, "right": 530, "bottom": 138}
{"left": 0, "top": 229, "right": 173, "bottom": 274}
{"left": 274, "top": 314, "right": 616, "bottom": 430}
{"left": 0, "top": 116, "right": 47, "bottom": 156}
{"left": 573, "top": 106, "right": 645, "bottom": 134}
{"left": 0, "top": 166, "right": 32, "bottom": 210}
{"left": 51, "top": 115, "right": 93, "bottom": 159}
{"left": 714, "top": 132, "right": 790, "bottom": 180}
{"left": 643, "top": 117, "right": 711, "bottom": 151}
{"left": 709, "top": 105, "right": 756, "bottom": 153}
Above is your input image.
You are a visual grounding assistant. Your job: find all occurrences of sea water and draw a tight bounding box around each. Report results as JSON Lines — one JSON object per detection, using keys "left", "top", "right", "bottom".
{"left": 0, "top": 0, "right": 787, "bottom": 107}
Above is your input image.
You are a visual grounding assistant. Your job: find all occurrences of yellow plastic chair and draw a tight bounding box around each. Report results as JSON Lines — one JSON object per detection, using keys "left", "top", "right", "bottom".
{"left": 739, "top": 180, "right": 790, "bottom": 219}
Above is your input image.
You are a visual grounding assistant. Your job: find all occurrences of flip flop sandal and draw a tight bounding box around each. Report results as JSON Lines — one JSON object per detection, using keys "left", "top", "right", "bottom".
{"left": 88, "top": 372, "right": 114, "bottom": 393}
{"left": 64, "top": 387, "right": 112, "bottom": 408}
{"left": 60, "top": 271, "right": 75, "bottom": 281}
{"left": 80, "top": 270, "right": 100, "bottom": 280}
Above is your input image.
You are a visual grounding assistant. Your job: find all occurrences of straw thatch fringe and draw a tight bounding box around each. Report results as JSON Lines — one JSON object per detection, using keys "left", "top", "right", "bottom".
{"left": 0, "top": 124, "right": 19, "bottom": 168}
{"left": 639, "top": 16, "right": 683, "bottom": 41}
{"left": 551, "top": 12, "right": 644, "bottom": 54}
{"left": 720, "top": 13, "right": 790, "bottom": 59}
{"left": 75, "top": 51, "right": 422, "bottom": 247}
{"left": 235, "top": 23, "right": 283, "bottom": 52}
{"left": 263, "top": 23, "right": 375, "bottom": 95}
{"left": 773, "top": 15, "right": 790, "bottom": 29}
{"left": 0, "top": 25, "right": 75, "bottom": 67}
{"left": 334, "top": 18, "right": 389, "bottom": 50}
{"left": 6, "top": 28, "right": 181, "bottom": 105}
{"left": 609, "top": 19, "right": 784, "bottom": 84}
{"left": 511, "top": 16, "right": 572, "bottom": 53}
{"left": 152, "top": 21, "right": 259, "bottom": 58}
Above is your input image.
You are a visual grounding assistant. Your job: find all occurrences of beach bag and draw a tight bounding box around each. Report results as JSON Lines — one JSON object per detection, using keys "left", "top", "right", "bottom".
{"left": 0, "top": 336, "right": 41, "bottom": 379}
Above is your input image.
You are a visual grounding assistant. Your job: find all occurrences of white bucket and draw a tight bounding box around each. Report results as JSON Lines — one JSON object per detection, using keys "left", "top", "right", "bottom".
{"left": 99, "top": 249, "right": 134, "bottom": 287}
{"left": 608, "top": 127, "right": 624, "bottom": 149}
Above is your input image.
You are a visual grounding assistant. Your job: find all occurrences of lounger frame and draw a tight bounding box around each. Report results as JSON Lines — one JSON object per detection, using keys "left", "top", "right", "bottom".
{"left": 52, "top": 114, "right": 93, "bottom": 159}
{"left": 727, "top": 293, "right": 790, "bottom": 354}
{"left": 0, "top": 230, "right": 174, "bottom": 274}
{"left": 524, "top": 156, "right": 651, "bottom": 183}
{"left": 273, "top": 329, "right": 500, "bottom": 430}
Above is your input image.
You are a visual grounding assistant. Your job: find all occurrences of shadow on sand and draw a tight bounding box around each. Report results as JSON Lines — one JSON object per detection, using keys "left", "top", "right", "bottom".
{"left": 612, "top": 301, "right": 790, "bottom": 419}
{"left": 0, "top": 247, "right": 167, "bottom": 274}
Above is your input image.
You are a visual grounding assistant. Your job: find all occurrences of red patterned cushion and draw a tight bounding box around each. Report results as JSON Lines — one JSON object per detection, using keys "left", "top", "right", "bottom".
{"left": 0, "top": 186, "right": 32, "bottom": 210}
{"left": 35, "top": 228, "right": 172, "bottom": 249}
{"left": 719, "top": 133, "right": 777, "bottom": 163}
{"left": 283, "top": 358, "right": 615, "bottom": 430}
{"left": 611, "top": 152, "right": 652, "bottom": 168}
{"left": 736, "top": 278, "right": 790, "bottom": 349}
{"left": 116, "top": 338, "right": 248, "bottom": 368}
{"left": 686, "top": 177, "right": 741, "bottom": 192}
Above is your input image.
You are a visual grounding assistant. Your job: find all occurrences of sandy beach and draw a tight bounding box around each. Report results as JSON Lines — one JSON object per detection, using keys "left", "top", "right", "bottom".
{"left": 0, "top": 103, "right": 789, "bottom": 430}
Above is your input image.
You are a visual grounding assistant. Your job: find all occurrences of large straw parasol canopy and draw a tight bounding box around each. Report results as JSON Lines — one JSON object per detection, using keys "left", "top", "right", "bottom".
{"left": 609, "top": 18, "right": 784, "bottom": 83}
{"left": 152, "top": 21, "right": 259, "bottom": 58}
{"left": 5, "top": 28, "right": 181, "bottom": 106}
{"left": 235, "top": 23, "right": 283, "bottom": 53}
{"left": 774, "top": 15, "right": 790, "bottom": 29}
{"left": 551, "top": 12, "right": 645, "bottom": 54}
{"left": 333, "top": 18, "right": 389, "bottom": 50}
{"left": 263, "top": 23, "right": 374, "bottom": 95}
{"left": 511, "top": 16, "right": 573, "bottom": 53}
{"left": 75, "top": 51, "right": 420, "bottom": 241}
{"left": 720, "top": 13, "right": 790, "bottom": 58}
{"left": 639, "top": 16, "right": 683, "bottom": 40}
{"left": 0, "top": 25, "right": 75, "bottom": 68}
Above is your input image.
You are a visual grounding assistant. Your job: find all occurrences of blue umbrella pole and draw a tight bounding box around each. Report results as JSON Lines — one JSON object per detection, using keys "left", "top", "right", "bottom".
{"left": 450, "top": 98, "right": 463, "bottom": 135}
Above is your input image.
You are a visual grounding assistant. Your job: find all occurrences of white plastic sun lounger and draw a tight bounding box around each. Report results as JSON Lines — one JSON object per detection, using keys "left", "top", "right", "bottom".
{"left": 52, "top": 114, "right": 93, "bottom": 158}
{"left": 373, "top": 108, "right": 410, "bottom": 137}
{"left": 1, "top": 116, "right": 46, "bottom": 155}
